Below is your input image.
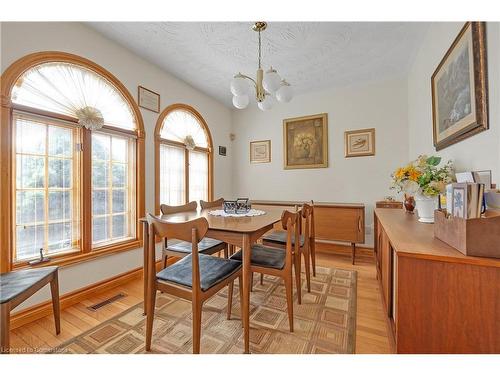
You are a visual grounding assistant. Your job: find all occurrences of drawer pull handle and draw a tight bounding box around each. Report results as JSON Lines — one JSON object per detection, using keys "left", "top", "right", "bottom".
{"left": 358, "top": 217, "right": 362, "bottom": 232}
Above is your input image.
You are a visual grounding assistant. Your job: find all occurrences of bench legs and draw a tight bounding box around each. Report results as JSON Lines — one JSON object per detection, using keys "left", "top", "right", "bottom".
{"left": 50, "top": 273, "right": 61, "bottom": 335}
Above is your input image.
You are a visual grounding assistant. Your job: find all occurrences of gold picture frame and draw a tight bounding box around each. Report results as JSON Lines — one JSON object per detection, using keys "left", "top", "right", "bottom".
{"left": 283, "top": 113, "right": 328, "bottom": 169}
{"left": 431, "top": 22, "right": 488, "bottom": 151}
{"left": 138, "top": 85, "right": 160, "bottom": 113}
{"left": 344, "top": 128, "right": 376, "bottom": 157}
{"left": 250, "top": 140, "right": 271, "bottom": 163}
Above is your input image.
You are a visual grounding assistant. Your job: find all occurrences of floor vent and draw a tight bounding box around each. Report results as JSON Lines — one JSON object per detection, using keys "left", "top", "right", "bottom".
{"left": 87, "top": 293, "right": 127, "bottom": 311}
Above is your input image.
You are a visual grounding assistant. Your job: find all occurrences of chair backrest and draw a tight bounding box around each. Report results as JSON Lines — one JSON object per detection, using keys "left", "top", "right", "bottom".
{"left": 280, "top": 210, "right": 300, "bottom": 266}
{"left": 160, "top": 201, "right": 197, "bottom": 215}
{"left": 301, "top": 203, "right": 314, "bottom": 249}
{"left": 146, "top": 213, "right": 209, "bottom": 292}
{"left": 200, "top": 198, "right": 224, "bottom": 209}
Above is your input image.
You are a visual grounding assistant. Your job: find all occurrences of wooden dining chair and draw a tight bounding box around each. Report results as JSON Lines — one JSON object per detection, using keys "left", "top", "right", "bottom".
{"left": 228, "top": 210, "right": 299, "bottom": 332}
{"left": 159, "top": 201, "right": 228, "bottom": 268}
{"left": 199, "top": 197, "right": 224, "bottom": 209}
{"left": 261, "top": 202, "right": 316, "bottom": 302}
{"left": 145, "top": 214, "right": 243, "bottom": 354}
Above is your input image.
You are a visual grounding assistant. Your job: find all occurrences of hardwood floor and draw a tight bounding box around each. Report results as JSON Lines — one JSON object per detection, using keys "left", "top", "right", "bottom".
{"left": 9, "top": 246, "right": 392, "bottom": 354}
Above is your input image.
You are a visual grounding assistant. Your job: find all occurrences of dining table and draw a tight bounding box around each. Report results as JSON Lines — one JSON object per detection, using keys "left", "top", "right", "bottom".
{"left": 139, "top": 204, "right": 286, "bottom": 354}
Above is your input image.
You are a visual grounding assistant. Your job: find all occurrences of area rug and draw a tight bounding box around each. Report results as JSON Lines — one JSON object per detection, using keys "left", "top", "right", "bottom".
{"left": 55, "top": 266, "right": 357, "bottom": 354}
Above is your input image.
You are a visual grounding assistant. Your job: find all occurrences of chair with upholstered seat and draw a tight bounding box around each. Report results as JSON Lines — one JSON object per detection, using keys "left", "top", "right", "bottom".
{"left": 159, "top": 201, "right": 228, "bottom": 268}
{"left": 145, "top": 214, "right": 243, "bottom": 354}
{"left": 228, "top": 210, "right": 299, "bottom": 332}
{"left": 199, "top": 197, "right": 224, "bottom": 209}
{"left": 262, "top": 203, "right": 315, "bottom": 303}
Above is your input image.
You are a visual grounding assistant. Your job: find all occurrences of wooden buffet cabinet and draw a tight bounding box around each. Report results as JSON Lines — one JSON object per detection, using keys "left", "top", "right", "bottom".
{"left": 252, "top": 200, "right": 365, "bottom": 263}
{"left": 374, "top": 208, "right": 500, "bottom": 353}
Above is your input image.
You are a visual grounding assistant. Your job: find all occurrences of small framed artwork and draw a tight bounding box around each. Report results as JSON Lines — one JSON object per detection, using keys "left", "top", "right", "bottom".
{"left": 218, "top": 146, "right": 227, "bottom": 156}
{"left": 138, "top": 85, "right": 160, "bottom": 113}
{"left": 283, "top": 113, "right": 328, "bottom": 169}
{"left": 250, "top": 140, "right": 271, "bottom": 164}
{"left": 431, "top": 22, "right": 488, "bottom": 151}
{"left": 344, "top": 128, "right": 375, "bottom": 157}
{"left": 452, "top": 184, "right": 468, "bottom": 218}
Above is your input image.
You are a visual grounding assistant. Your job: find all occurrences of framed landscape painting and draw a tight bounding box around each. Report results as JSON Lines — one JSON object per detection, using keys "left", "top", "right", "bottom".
{"left": 344, "top": 128, "right": 375, "bottom": 157}
{"left": 283, "top": 113, "right": 328, "bottom": 169}
{"left": 431, "top": 22, "right": 488, "bottom": 151}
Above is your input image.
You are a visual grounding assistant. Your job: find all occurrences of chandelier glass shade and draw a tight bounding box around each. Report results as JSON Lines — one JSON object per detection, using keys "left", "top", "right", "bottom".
{"left": 230, "top": 22, "right": 293, "bottom": 111}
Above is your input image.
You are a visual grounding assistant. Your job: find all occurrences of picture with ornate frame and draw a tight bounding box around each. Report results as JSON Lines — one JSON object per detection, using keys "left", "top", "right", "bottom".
{"left": 250, "top": 140, "right": 271, "bottom": 163}
{"left": 344, "top": 128, "right": 376, "bottom": 157}
{"left": 431, "top": 22, "right": 488, "bottom": 151}
{"left": 283, "top": 113, "right": 328, "bottom": 169}
{"left": 138, "top": 85, "right": 160, "bottom": 113}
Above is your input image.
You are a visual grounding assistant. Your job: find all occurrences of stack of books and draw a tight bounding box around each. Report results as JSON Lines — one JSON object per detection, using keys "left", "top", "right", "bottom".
{"left": 449, "top": 182, "right": 485, "bottom": 219}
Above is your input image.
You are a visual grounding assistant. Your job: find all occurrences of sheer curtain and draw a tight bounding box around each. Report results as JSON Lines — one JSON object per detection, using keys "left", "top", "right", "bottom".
{"left": 189, "top": 151, "right": 208, "bottom": 203}
{"left": 12, "top": 62, "right": 136, "bottom": 130}
{"left": 160, "top": 110, "right": 208, "bottom": 147}
{"left": 160, "top": 144, "right": 185, "bottom": 206}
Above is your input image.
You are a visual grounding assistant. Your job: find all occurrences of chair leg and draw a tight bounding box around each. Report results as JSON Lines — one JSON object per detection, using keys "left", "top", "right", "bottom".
{"left": 145, "top": 288, "right": 157, "bottom": 351}
{"left": 227, "top": 280, "right": 234, "bottom": 319}
{"left": 283, "top": 273, "right": 294, "bottom": 332}
{"left": 162, "top": 252, "right": 168, "bottom": 269}
{"left": 310, "top": 240, "right": 317, "bottom": 277}
{"left": 49, "top": 272, "right": 61, "bottom": 335}
{"left": 260, "top": 273, "right": 264, "bottom": 285}
{"left": 192, "top": 301, "right": 203, "bottom": 354}
{"left": 293, "top": 253, "right": 302, "bottom": 305}
{"left": 229, "top": 245, "right": 235, "bottom": 256}
{"left": 0, "top": 304, "right": 10, "bottom": 354}
{"left": 250, "top": 273, "right": 254, "bottom": 292}
{"left": 303, "top": 247, "right": 311, "bottom": 293}
{"left": 224, "top": 244, "right": 229, "bottom": 259}
{"left": 238, "top": 276, "right": 244, "bottom": 328}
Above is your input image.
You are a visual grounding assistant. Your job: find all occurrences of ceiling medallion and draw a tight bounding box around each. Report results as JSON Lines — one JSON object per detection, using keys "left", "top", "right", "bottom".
{"left": 230, "top": 22, "right": 293, "bottom": 111}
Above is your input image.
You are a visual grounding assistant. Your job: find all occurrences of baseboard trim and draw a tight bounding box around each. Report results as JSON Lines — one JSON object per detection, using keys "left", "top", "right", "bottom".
{"left": 10, "top": 259, "right": 170, "bottom": 330}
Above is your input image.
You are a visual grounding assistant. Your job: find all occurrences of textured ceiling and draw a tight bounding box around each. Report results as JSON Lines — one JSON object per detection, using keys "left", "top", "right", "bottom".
{"left": 86, "top": 22, "right": 430, "bottom": 108}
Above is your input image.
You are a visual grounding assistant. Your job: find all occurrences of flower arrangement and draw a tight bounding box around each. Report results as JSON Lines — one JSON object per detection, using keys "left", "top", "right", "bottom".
{"left": 391, "top": 155, "right": 454, "bottom": 197}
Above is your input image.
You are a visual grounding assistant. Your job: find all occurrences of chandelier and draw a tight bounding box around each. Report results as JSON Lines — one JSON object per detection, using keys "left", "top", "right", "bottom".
{"left": 230, "top": 22, "right": 293, "bottom": 111}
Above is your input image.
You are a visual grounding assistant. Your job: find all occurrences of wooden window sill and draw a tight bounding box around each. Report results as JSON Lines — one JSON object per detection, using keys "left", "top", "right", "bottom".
{"left": 12, "top": 239, "right": 142, "bottom": 270}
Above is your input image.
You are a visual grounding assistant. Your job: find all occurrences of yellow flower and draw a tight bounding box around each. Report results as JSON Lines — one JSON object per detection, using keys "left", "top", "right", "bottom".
{"left": 408, "top": 169, "right": 421, "bottom": 182}
{"left": 394, "top": 168, "right": 405, "bottom": 179}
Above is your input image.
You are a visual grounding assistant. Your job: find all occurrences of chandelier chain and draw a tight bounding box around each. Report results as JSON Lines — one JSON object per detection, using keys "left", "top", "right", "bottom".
{"left": 258, "top": 29, "right": 261, "bottom": 69}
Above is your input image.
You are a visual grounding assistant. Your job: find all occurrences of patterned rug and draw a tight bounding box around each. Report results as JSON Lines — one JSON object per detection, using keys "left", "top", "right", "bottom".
{"left": 55, "top": 266, "right": 357, "bottom": 354}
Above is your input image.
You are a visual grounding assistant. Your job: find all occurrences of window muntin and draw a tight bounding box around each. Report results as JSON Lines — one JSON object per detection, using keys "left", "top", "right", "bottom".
{"left": 12, "top": 62, "right": 136, "bottom": 130}
{"left": 91, "top": 132, "right": 136, "bottom": 247}
{"left": 14, "top": 114, "right": 80, "bottom": 261}
{"left": 160, "top": 109, "right": 209, "bottom": 148}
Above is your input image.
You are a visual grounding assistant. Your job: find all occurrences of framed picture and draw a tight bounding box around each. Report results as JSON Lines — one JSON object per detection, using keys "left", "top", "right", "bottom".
{"left": 283, "top": 113, "right": 328, "bottom": 169}
{"left": 138, "top": 85, "right": 160, "bottom": 113}
{"left": 218, "top": 146, "right": 227, "bottom": 156}
{"left": 452, "top": 184, "right": 468, "bottom": 218}
{"left": 250, "top": 140, "right": 271, "bottom": 163}
{"left": 431, "top": 22, "right": 488, "bottom": 151}
{"left": 344, "top": 128, "right": 375, "bottom": 157}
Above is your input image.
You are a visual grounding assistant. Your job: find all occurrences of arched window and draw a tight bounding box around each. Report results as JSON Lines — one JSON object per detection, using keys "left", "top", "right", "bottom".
{"left": 0, "top": 52, "right": 145, "bottom": 270}
{"left": 155, "top": 104, "right": 213, "bottom": 211}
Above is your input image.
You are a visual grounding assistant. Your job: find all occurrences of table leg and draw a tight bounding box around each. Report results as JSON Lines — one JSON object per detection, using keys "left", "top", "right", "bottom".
{"left": 0, "top": 303, "right": 9, "bottom": 354}
{"left": 49, "top": 272, "right": 61, "bottom": 335}
{"left": 241, "top": 233, "right": 251, "bottom": 354}
{"left": 142, "top": 220, "right": 149, "bottom": 315}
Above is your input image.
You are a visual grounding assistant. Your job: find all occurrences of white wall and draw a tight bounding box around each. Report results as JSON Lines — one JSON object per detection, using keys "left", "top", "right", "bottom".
{"left": 408, "top": 22, "right": 500, "bottom": 181}
{"left": 1, "top": 22, "right": 233, "bottom": 309}
{"left": 231, "top": 77, "right": 410, "bottom": 246}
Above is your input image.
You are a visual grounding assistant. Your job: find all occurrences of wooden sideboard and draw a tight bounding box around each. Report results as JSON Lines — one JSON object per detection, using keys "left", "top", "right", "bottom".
{"left": 252, "top": 200, "right": 365, "bottom": 264}
{"left": 374, "top": 208, "right": 500, "bottom": 353}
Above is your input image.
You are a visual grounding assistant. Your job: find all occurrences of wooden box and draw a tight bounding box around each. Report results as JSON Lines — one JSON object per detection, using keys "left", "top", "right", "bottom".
{"left": 434, "top": 209, "right": 500, "bottom": 258}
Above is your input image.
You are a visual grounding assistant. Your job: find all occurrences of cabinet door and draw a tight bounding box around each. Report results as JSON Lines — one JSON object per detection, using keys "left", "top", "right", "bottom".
{"left": 315, "top": 207, "right": 364, "bottom": 242}
{"left": 381, "top": 230, "right": 392, "bottom": 316}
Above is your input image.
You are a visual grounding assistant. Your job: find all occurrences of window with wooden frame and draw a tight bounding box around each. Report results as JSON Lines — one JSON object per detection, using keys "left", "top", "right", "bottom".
{"left": 0, "top": 52, "right": 145, "bottom": 271}
{"left": 155, "top": 104, "right": 213, "bottom": 212}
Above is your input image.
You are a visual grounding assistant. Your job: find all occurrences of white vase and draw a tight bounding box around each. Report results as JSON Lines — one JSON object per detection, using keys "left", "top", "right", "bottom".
{"left": 415, "top": 194, "right": 439, "bottom": 223}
